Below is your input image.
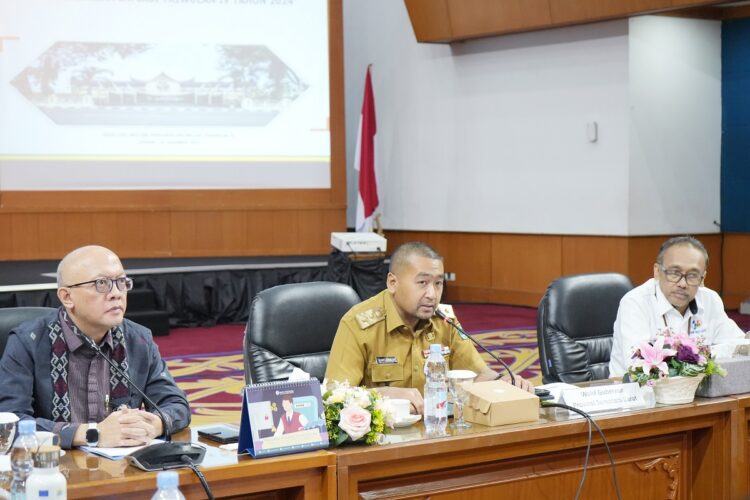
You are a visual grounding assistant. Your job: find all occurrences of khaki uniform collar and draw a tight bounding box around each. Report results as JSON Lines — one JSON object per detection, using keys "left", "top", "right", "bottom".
{"left": 383, "top": 291, "right": 434, "bottom": 336}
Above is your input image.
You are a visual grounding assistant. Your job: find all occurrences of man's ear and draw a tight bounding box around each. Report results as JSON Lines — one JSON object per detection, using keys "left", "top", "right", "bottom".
{"left": 653, "top": 263, "right": 660, "bottom": 282}
{"left": 386, "top": 272, "right": 397, "bottom": 293}
{"left": 57, "top": 287, "right": 74, "bottom": 310}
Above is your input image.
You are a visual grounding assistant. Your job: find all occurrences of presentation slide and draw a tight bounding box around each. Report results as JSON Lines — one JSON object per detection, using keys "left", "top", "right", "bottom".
{"left": 0, "top": 0, "right": 331, "bottom": 190}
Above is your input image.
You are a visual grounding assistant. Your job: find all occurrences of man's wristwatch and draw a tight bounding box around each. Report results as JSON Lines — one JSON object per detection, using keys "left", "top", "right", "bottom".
{"left": 85, "top": 422, "right": 99, "bottom": 447}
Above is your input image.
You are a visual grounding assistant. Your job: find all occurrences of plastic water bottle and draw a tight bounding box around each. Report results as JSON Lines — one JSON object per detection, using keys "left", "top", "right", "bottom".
{"left": 151, "top": 471, "right": 186, "bottom": 500}
{"left": 25, "top": 445, "right": 66, "bottom": 500}
{"left": 9, "top": 420, "right": 39, "bottom": 500}
{"left": 424, "top": 343, "right": 448, "bottom": 435}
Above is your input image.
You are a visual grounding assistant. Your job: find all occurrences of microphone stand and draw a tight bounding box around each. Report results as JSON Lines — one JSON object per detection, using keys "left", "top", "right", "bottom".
{"left": 434, "top": 308, "right": 516, "bottom": 386}
{"left": 80, "top": 334, "right": 206, "bottom": 471}
{"left": 434, "top": 308, "right": 551, "bottom": 399}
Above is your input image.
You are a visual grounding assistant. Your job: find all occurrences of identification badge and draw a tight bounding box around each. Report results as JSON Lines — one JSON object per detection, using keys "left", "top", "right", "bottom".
{"left": 376, "top": 356, "right": 398, "bottom": 365}
{"left": 690, "top": 316, "right": 706, "bottom": 337}
{"left": 422, "top": 346, "right": 451, "bottom": 358}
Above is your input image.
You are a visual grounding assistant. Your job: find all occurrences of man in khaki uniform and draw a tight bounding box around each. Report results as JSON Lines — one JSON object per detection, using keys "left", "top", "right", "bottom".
{"left": 325, "top": 242, "right": 533, "bottom": 413}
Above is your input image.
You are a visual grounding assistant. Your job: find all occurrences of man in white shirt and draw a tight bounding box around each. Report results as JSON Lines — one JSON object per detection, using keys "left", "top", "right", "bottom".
{"left": 609, "top": 236, "right": 745, "bottom": 378}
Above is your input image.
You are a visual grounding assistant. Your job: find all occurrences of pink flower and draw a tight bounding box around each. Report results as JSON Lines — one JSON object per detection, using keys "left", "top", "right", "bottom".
{"left": 631, "top": 336, "right": 675, "bottom": 376}
{"left": 672, "top": 332, "right": 699, "bottom": 355}
{"left": 338, "top": 406, "right": 372, "bottom": 441}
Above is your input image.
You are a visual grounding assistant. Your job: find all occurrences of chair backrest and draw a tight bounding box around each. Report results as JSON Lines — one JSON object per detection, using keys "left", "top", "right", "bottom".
{"left": 0, "top": 307, "right": 57, "bottom": 359}
{"left": 537, "top": 273, "right": 633, "bottom": 384}
{"left": 243, "top": 281, "right": 361, "bottom": 384}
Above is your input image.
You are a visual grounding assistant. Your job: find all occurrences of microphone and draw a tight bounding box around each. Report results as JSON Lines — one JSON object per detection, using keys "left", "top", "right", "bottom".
{"left": 434, "top": 307, "right": 552, "bottom": 400}
{"left": 433, "top": 307, "right": 516, "bottom": 386}
{"left": 80, "top": 333, "right": 206, "bottom": 471}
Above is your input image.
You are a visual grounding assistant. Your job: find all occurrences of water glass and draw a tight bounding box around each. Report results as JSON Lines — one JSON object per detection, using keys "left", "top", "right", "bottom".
{"left": 447, "top": 370, "right": 476, "bottom": 429}
{"left": 0, "top": 413, "right": 18, "bottom": 455}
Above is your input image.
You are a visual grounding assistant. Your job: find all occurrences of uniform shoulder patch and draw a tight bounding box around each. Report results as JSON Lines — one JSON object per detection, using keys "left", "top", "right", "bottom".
{"left": 355, "top": 307, "right": 385, "bottom": 329}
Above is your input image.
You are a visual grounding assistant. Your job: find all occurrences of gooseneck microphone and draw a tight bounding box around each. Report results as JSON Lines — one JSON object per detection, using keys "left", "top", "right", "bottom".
{"left": 80, "top": 333, "right": 206, "bottom": 471}
{"left": 433, "top": 307, "right": 516, "bottom": 386}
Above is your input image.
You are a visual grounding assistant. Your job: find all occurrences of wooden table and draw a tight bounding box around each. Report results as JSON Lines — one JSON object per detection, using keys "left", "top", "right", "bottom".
{"left": 63, "top": 429, "right": 336, "bottom": 499}
{"left": 335, "top": 397, "right": 736, "bottom": 499}
{"left": 732, "top": 394, "right": 750, "bottom": 499}
{"left": 60, "top": 398, "right": 741, "bottom": 499}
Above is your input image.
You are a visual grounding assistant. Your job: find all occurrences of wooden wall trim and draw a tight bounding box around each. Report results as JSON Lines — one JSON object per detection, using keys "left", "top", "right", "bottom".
{"left": 404, "top": 0, "right": 735, "bottom": 43}
{"left": 0, "top": 189, "right": 346, "bottom": 213}
{"left": 385, "top": 230, "right": 748, "bottom": 309}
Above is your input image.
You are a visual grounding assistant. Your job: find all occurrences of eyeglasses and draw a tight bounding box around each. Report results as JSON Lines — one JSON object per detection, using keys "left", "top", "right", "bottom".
{"left": 65, "top": 276, "right": 133, "bottom": 294}
{"left": 659, "top": 266, "right": 703, "bottom": 286}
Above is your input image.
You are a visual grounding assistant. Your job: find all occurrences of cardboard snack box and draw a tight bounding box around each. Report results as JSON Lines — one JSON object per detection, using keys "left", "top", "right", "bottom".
{"left": 463, "top": 379, "right": 539, "bottom": 427}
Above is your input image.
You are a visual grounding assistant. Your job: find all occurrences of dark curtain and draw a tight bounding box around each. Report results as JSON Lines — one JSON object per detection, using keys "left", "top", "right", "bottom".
{"left": 0, "top": 252, "right": 388, "bottom": 327}
{"left": 325, "top": 250, "right": 388, "bottom": 301}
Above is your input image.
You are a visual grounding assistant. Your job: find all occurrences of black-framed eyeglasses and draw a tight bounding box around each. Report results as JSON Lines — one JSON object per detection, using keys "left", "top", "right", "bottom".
{"left": 659, "top": 266, "right": 703, "bottom": 286}
{"left": 65, "top": 276, "right": 133, "bottom": 294}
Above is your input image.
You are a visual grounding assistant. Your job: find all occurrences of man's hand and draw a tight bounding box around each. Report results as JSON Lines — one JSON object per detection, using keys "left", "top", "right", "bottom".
{"left": 500, "top": 374, "right": 535, "bottom": 394}
{"left": 476, "top": 367, "right": 535, "bottom": 394}
{"left": 375, "top": 386, "right": 424, "bottom": 415}
{"left": 98, "top": 409, "right": 151, "bottom": 447}
{"left": 79, "top": 408, "right": 160, "bottom": 448}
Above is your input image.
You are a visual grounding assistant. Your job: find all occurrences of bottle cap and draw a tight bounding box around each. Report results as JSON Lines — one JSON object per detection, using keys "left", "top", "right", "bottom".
{"left": 429, "top": 344, "right": 442, "bottom": 354}
{"left": 17, "top": 420, "right": 35, "bottom": 435}
{"left": 157, "top": 470, "right": 179, "bottom": 489}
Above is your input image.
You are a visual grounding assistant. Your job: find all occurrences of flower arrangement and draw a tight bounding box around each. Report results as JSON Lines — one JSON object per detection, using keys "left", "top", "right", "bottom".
{"left": 322, "top": 380, "right": 394, "bottom": 446}
{"left": 627, "top": 328, "right": 726, "bottom": 387}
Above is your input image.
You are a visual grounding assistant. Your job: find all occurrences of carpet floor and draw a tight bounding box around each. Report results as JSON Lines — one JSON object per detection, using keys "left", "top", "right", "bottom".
{"left": 154, "top": 304, "right": 750, "bottom": 427}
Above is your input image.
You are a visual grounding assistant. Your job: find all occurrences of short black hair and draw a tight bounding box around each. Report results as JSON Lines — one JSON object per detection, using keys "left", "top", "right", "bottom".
{"left": 389, "top": 242, "right": 443, "bottom": 273}
{"left": 656, "top": 235, "right": 709, "bottom": 268}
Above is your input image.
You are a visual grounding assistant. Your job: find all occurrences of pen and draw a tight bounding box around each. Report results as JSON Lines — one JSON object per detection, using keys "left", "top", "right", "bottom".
{"left": 104, "top": 394, "right": 110, "bottom": 414}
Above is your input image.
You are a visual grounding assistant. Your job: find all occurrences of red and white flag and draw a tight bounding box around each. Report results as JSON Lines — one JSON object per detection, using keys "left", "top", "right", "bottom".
{"left": 354, "top": 66, "right": 380, "bottom": 232}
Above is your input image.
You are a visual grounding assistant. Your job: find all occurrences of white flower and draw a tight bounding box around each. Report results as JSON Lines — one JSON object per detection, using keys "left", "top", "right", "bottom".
{"left": 374, "top": 398, "right": 395, "bottom": 428}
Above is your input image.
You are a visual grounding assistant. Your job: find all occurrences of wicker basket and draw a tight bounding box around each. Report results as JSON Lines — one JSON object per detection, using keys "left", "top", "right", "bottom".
{"left": 652, "top": 374, "right": 705, "bottom": 405}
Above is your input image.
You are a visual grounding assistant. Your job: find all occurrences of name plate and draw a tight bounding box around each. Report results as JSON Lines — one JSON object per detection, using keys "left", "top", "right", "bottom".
{"left": 559, "top": 383, "right": 645, "bottom": 414}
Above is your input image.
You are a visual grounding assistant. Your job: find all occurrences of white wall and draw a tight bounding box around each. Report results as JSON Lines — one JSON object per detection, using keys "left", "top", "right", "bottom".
{"left": 628, "top": 16, "right": 722, "bottom": 235}
{"left": 343, "top": 1, "right": 722, "bottom": 236}
{"left": 344, "top": 0, "right": 630, "bottom": 234}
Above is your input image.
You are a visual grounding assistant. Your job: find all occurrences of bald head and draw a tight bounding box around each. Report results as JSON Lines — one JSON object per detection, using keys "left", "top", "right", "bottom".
{"left": 57, "top": 245, "right": 122, "bottom": 288}
{"left": 56, "top": 245, "right": 128, "bottom": 340}
{"left": 389, "top": 242, "right": 443, "bottom": 276}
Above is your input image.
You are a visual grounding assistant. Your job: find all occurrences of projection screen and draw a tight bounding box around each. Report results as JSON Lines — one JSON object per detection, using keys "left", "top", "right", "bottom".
{"left": 0, "top": 0, "right": 331, "bottom": 190}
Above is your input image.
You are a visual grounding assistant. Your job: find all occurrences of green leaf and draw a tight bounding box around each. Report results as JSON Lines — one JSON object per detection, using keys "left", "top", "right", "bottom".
{"left": 335, "top": 429, "right": 349, "bottom": 446}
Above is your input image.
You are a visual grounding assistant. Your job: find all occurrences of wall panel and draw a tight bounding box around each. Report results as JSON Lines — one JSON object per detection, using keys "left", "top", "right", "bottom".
{"left": 723, "top": 234, "right": 750, "bottom": 308}
{"left": 491, "top": 234, "right": 562, "bottom": 293}
{"left": 561, "top": 236, "right": 629, "bottom": 276}
{"left": 385, "top": 230, "right": 738, "bottom": 308}
{"left": 0, "top": 214, "right": 11, "bottom": 256}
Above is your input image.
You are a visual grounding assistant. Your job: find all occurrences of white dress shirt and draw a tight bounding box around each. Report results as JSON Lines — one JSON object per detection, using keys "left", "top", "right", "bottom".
{"left": 609, "top": 278, "right": 744, "bottom": 377}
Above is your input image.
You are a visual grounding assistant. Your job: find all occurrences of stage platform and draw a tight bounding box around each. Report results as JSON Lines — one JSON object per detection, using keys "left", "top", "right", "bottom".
{"left": 0, "top": 252, "right": 388, "bottom": 328}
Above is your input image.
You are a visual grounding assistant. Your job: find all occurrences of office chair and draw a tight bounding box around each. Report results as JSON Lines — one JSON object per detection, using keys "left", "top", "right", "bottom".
{"left": 537, "top": 273, "right": 633, "bottom": 383}
{"left": 243, "top": 282, "right": 361, "bottom": 384}
{"left": 0, "top": 307, "right": 57, "bottom": 359}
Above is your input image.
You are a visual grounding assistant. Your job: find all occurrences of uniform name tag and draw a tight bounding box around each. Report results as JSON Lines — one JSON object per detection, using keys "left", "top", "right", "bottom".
{"left": 376, "top": 356, "right": 398, "bottom": 365}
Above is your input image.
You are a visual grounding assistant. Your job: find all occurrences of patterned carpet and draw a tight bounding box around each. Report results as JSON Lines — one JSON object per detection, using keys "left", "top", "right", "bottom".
{"left": 160, "top": 325, "right": 542, "bottom": 427}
